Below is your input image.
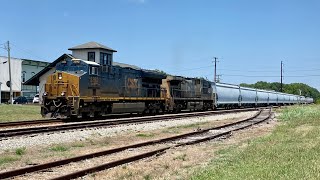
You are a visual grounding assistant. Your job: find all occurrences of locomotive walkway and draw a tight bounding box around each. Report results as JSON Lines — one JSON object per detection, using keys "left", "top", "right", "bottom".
{"left": 0, "top": 108, "right": 272, "bottom": 179}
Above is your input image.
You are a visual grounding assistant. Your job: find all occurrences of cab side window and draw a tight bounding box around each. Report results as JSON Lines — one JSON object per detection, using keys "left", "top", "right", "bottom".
{"left": 90, "top": 66, "right": 98, "bottom": 75}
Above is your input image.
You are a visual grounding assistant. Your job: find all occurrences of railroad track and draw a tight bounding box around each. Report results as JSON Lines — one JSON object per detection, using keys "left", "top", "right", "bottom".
{"left": 0, "top": 119, "right": 61, "bottom": 128}
{"left": 0, "top": 107, "right": 262, "bottom": 129}
{"left": 0, "top": 113, "right": 143, "bottom": 129}
{"left": 0, "top": 108, "right": 258, "bottom": 139}
{"left": 0, "top": 108, "right": 272, "bottom": 179}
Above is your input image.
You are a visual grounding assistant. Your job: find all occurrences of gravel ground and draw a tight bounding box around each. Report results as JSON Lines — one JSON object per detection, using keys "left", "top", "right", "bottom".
{"left": 89, "top": 117, "right": 278, "bottom": 180}
{"left": 0, "top": 111, "right": 257, "bottom": 152}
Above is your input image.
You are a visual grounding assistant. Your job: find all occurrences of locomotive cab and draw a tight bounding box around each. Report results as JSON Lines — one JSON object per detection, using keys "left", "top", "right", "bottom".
{"left": 41, "top": 59, "right": 99, "bottom": 118}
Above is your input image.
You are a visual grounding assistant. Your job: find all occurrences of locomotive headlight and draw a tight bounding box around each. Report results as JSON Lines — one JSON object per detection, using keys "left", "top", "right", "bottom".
{"left": 44, "top": 92, "right": 48, "bottom": 96}
{"left": 61, "top": 92, "right": 66, "bottom": 96}
{"left": 58, "top": 73, "right": 62, "bottom": 80}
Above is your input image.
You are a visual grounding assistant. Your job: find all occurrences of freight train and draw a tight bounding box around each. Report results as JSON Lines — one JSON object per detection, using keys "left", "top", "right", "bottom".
{"left": 41, "top": 58, "right": 313, "bottom": 118}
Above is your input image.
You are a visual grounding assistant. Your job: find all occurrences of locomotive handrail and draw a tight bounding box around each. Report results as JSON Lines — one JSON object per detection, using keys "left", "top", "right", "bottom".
{"left": 170, "top": 88, "right": 211, "bottom": 99}
{"left": 71, "top": 84, "right": 80, "bottom": 96}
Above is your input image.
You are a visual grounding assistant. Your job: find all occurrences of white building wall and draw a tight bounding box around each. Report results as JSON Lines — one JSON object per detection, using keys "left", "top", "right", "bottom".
{"left": 39, "top": 68, "right": 56, "bottom": 103}
{"left": 0, "top": 56, "right": 22, "bottom": 92}
{"left": 72, "top": 49, "right": 100, "bottom": 63}
{"left": 72, "top": 49, "right": 113, "bottom": 64}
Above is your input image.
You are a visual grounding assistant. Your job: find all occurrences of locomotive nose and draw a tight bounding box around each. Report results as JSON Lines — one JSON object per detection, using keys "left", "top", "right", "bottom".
{"left": 42, "top": 72, "right": 80, "bottom": 118}
{"left": 45, "top": 72, "right": 80, "bottom": 97}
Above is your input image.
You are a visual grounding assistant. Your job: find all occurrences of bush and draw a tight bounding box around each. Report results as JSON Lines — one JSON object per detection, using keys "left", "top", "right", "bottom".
{"left": 50, "top": 145, "right": 69, "bottom": 152}
{"left": 15, "top": 147, "right": 26, "bottom": 156}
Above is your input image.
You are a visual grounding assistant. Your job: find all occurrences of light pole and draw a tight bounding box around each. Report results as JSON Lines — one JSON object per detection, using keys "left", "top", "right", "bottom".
{"left": 2, "top": 41, "right": 13, "bottom": 104}
{"left": 7, "top": 41, "right": 13, "bottom": 104}
{"left": 1, "top": 41, "right": 13, "bottom": 104}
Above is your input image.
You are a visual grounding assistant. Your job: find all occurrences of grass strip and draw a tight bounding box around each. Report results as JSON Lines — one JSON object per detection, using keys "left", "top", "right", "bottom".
{"left": 0, "top": 105, "right": 43, "bottom": 122}
{"left": 192, "top": 105, "right": 320, "bottom": 180}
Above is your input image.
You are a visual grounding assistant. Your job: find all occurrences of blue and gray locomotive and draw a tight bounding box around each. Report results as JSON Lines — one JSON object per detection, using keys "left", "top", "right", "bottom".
{"left": 41, "top": 58, "right": 213, "bottom": 118}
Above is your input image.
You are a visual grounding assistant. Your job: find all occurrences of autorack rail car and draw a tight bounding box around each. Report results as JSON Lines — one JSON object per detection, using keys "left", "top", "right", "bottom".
{"left": 41, "top": 58, "right": 313, "bottom": 118}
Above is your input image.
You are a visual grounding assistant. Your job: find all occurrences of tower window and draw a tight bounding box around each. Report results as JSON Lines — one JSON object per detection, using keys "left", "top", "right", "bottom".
{"left": 88, "top": 52, "right": 95, "bottom": 62}
{"left": 100, "top": 52, "right": 112, "bottom": 65}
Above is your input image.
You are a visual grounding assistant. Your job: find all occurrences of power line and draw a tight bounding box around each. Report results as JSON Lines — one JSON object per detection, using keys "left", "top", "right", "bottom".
{"left": 170, "top": 66, "right": 320, "bottom": 74}
{"left": 283, "top": 75, "right": 320, "bottom": 77}
{"left": 218, "top": 68, "right": 279, "bottom": 72}
{"left": 171, "top": 67, "right": 320, "bottom": 74}
{"left": 284, "top": 68, "right": 320, "bottom": 72}
{"left": 167, "top": 65, "right": 214, "bottom": 73}
{"left": 10, "top": 43, "right": 48, "bottom": 61}
{"left": 221, "top": 74, "right": 320, "bottom": 78}
{"left": 222, "top": 74, "right": 279, "bottom": 77}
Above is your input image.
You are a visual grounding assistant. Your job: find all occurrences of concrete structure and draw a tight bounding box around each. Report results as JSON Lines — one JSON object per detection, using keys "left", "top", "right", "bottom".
{"left": 68, "top": 41, "right": 117, "bottom": 66}
{"left": 0, "top": 56, "right": 49, "bottom": 103}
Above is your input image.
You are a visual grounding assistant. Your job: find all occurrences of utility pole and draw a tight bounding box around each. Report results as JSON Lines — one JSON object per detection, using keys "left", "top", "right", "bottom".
{"left": 5, "top": 41, "right": 13, "bottom": 104}
{"left": 216, "top": 75, "right": 222, "bottom": 83}
{"left": 280, "top": 61, "right": 283, "bottom": 92}
{"left": 213, "top": 57, "right": 218, "bottom": 83}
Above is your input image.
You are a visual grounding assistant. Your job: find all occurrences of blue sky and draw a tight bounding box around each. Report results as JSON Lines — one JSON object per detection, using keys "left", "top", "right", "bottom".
{"left": 0, "top": 0, "right": 319, "bottom": 90}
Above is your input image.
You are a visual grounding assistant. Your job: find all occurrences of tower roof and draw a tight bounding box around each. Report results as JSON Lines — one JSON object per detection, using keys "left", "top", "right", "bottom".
{"left": 68, "top": 41, "right": 117, "bottom": 52}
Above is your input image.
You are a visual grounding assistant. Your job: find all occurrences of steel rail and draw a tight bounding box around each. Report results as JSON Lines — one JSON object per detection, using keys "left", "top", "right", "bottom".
{"left": 0, "top": 109, "right": 270, "bottom": 179}
{"left": 51, "top": 109, "right": 272, "bottom": 180}
{"left": 0, "top": 106, "right": 280, "bottom": 129}
{"left": 0, "top": 108, "right": 258, "bottom": 138}
{"left": 0, "top": 119, "right": 61, "bottom": 128}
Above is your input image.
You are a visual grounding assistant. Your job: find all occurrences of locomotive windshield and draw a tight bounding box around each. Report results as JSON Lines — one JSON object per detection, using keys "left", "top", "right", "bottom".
{"left": 56, "top": 59, "right": 92, "bottom": 73}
